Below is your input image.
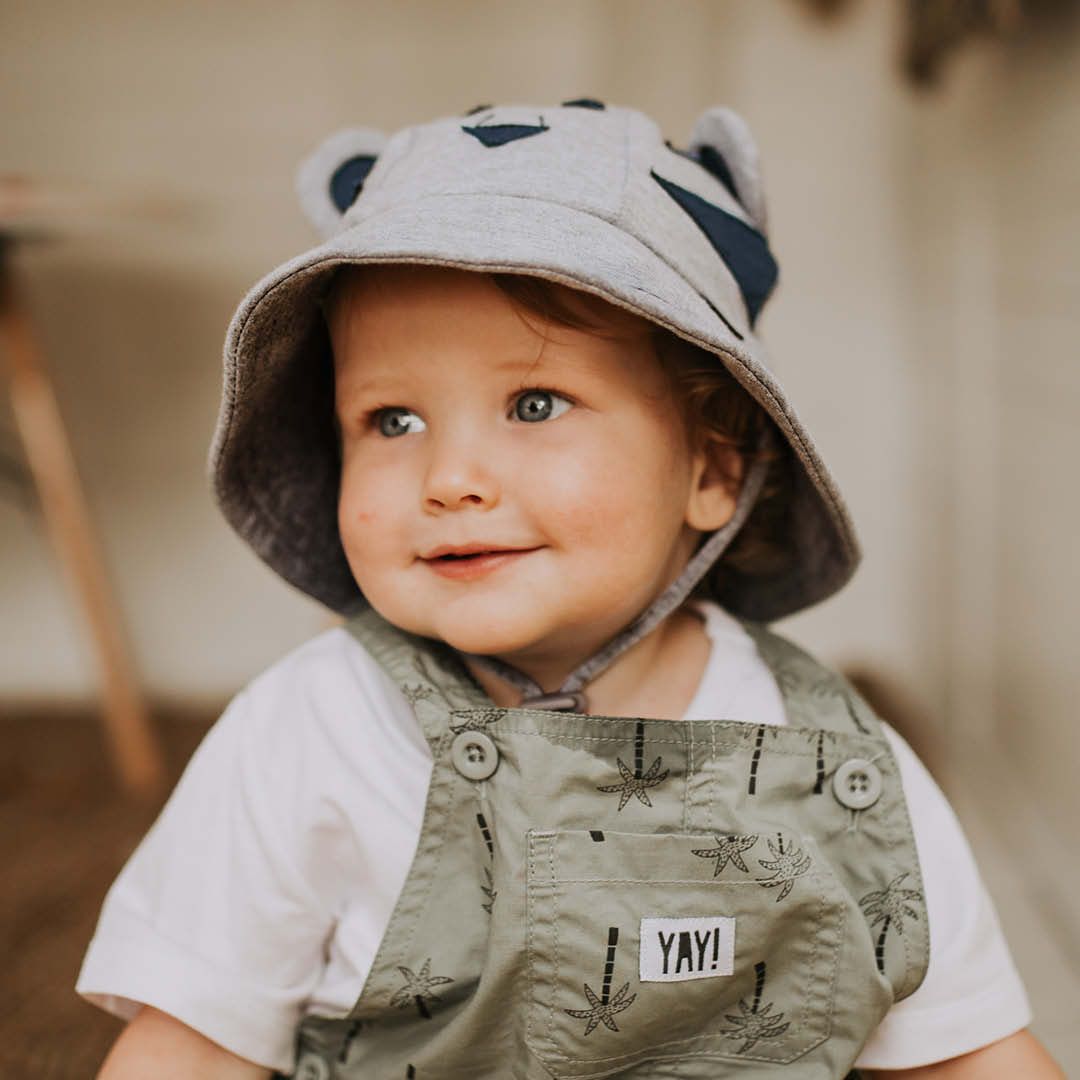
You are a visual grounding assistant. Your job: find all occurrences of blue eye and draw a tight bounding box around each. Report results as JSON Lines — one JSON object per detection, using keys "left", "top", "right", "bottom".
{"left": 514, "top": 390, "right": 572, "bottom": 423}
{"left": 377, "top": 408, "right": 426, "bottom": 437}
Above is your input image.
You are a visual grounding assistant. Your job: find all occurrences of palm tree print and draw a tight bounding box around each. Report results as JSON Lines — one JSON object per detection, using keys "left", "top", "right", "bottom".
{"left": 720, "top": 961, "right": 790, "bottom": 1053}
{"left": 755, "top": 834, "right": 812, "bottom": 901}
{"left": 390, "top": 958, "right": 454, "bottom": 1019}
{"left": 449, "top": 707, "right": 503, "bottom": 734}
{"left": 859, "top": 872, "right": 923, "bottom": 973}
{"left": 691, "top": 834, "right": 759, "bottom": 876}
{"left": 564, "top": 927, "right": 637, "bottom": 1035}
{"left": 401, "top": 682, "right": 435, "bottom": 706}
{"left": 597, "top": 721, "right": 669, "bottom": 810}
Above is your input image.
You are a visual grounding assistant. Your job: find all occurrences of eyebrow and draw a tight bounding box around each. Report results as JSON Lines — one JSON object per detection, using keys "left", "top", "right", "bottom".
{"left": 334, "top": 327, "right": 629, "bottom": 408}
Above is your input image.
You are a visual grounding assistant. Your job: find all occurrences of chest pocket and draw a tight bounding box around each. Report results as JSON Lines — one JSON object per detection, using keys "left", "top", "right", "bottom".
{"left": 525, "top": 828, "right": 868, "bottom": 1077}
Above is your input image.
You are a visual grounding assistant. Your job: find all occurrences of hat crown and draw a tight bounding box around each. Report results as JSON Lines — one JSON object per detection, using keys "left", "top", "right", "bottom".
{"left": 345, "top": 104, "right": 756, "bottom": 234}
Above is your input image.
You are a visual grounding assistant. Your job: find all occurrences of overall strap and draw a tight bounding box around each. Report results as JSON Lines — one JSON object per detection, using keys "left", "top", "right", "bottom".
{"left": 740, "top": 620, "right": 881, "bottom": 738}
{"left": 344, "top": 608, "right": 492, "bottom": 745}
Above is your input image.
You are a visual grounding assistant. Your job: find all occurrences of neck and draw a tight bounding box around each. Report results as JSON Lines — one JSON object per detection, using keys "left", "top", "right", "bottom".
{"left": 462, "top": 605, "right": 710, "bottom": 719}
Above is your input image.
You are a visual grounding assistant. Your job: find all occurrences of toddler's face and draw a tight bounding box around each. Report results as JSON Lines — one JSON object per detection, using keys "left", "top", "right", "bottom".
{"left": 330, "top": 266, "right": 733, "bottom": 672}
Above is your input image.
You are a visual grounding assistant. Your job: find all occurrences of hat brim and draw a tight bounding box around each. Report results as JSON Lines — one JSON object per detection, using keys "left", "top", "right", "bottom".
{"left": 212, "top": 193, "right": 859, "bottom": 622}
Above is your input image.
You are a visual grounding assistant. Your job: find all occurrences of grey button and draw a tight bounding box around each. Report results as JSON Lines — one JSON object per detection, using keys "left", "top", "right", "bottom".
{"left": 832, "top": 758, "right": 883, "bottom": 810}
{"left": 295, "top": 1054, "right": 330, "bottom": 1080}
{"left": 451, "top": 730, "right": 499, "bottom": 780}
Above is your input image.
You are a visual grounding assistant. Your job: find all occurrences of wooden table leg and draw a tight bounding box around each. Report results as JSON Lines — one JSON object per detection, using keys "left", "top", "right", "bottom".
{"left": 0, "top": 245, "right": 166, "bottom": 802}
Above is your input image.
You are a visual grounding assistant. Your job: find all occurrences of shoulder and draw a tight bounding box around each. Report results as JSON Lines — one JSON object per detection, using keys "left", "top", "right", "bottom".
{"left": 183, "top": 627, "right": 433, "bottom": 866}
{"left": 243, "top": 624, "right": 401, "bottom": 716}
{"left": 219, "top": 625, "right": 430, "bottom": 767}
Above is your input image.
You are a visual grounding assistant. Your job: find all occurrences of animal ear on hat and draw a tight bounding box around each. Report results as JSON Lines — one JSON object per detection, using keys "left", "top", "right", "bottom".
{"left": 294, "top": 127, "right": 386, "bottom": 239}
{"left": 689, "top": 107, "right": 768, "bottom": 233}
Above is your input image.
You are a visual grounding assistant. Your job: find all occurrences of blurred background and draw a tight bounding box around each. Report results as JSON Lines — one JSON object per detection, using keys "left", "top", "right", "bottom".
{"left": 1, "top": 0, "right": 1077, "bottom": 1074}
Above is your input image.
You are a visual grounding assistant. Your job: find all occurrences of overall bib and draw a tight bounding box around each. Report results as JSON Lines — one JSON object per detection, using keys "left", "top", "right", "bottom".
{"left": 285, "top": 610, "right": 928, "bottom": 1079}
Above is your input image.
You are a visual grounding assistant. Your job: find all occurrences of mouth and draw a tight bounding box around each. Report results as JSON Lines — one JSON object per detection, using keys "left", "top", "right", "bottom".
{"left": 421, "top": 544, "right": 537, "bottom": 561}
{"left": 420, "top": 544, "right": 541, "bottom": 579}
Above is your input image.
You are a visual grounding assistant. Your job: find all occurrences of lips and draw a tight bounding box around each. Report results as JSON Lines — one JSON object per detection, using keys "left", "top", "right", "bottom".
{"left": 420, "top": 544, "right": 541, "bottom": 581}
{"left": 421, "top": 543, "right": 536, "bottom": 561}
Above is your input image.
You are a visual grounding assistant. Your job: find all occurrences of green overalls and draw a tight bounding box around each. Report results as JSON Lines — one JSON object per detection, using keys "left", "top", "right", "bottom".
{"left": 284, "top": 609, "right": 928, "bottom": 1079}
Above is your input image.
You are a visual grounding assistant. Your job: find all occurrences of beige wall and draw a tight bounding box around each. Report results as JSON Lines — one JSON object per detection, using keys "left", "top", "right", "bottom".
{"left": 2, "top": 0, "right": 1077, "bottom": 857}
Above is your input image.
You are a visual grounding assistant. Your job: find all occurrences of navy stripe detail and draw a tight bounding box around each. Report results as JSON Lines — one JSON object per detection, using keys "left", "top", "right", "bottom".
{"left": 665, "top": 140, "right": 741, "bottom": 207}
{"left": 462, "top": 121, "right": 550, "bottom": 147}
{"left": 651, "top": 169, "right": 778, "bottom": 324}
{"left": 695, "top": 144, "right": 741, "bottom": 206}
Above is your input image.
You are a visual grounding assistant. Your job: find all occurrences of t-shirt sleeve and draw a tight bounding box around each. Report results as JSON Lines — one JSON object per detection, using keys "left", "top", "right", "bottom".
{"left": 854, "top": 724, "right": 1032, "bottom": 1070}
{"left": 76, "top": 688, "right": 336, "bottom": 1072}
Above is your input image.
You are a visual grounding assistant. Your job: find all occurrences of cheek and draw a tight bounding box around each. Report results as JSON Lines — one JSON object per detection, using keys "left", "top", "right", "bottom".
{"left": 536, "top": 436, "right": 688, "bottom": 553}
{"left": 337, "top": 457, "right": 397, "bottom": 560}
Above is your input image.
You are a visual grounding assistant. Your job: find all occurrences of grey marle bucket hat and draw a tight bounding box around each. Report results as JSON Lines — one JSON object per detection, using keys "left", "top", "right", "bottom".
{"left": 211, "top": 99, "right": 860, "bottom": 624}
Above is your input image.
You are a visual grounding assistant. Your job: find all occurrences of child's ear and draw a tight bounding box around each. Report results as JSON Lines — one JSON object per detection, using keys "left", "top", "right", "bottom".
{"left": 685, "top": 439, "right": 744, "bottom": 532}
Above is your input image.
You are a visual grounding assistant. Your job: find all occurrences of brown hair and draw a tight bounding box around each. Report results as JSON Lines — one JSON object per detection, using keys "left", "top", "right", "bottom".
{"left": 489, "top": 273, "right": 794, "bottom": 593}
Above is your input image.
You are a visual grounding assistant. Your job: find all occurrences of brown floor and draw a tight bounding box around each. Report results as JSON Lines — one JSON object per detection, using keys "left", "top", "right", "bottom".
{"left": 0, "top": 707, "right": 214, "bottom": 1078}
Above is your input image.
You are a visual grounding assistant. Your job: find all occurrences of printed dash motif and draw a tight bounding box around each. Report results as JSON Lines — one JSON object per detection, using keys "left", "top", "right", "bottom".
{"left": 476, "top": 812, "right": 497, "bottom": 914}
{"left": 338, "top": 1019, "right": 361, "bottom": 1064}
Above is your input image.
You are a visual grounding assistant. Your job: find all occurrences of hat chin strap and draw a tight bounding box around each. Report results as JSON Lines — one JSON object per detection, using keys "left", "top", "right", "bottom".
{"left": 463, "top": 429, "right": 774, "bottom": 713}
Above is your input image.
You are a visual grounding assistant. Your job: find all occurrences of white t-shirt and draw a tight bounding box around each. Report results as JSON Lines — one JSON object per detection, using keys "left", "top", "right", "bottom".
{"left": 76, "top": 601, "right": 1030, "bottom": 1073}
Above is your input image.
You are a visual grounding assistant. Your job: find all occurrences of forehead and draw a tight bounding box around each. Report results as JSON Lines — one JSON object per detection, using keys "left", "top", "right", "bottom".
{"left": 327, "top": 265, "right": 667, "bottom": 387}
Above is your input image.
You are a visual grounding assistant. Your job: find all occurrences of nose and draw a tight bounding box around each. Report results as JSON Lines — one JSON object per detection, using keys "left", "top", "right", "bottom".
{"left": 422, "top": 431, "right": 500, "bottom": 513}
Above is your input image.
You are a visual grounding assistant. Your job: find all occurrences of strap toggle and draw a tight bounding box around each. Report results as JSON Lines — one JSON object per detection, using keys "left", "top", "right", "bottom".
{"left": 518, "top": 691, "right": 587, "bottom": 713}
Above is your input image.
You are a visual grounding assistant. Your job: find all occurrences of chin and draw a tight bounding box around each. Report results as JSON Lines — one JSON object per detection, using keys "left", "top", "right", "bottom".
{"left": 427, "top": 613, "right": 550, "bottom": 659}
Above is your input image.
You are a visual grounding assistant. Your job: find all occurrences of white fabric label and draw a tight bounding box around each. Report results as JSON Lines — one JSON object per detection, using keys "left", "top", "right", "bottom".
{"left": 639, "top": 915, "right": 736, "bottom": 982}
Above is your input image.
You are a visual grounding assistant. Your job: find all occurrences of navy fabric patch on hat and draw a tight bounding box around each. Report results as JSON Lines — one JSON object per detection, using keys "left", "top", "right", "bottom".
{"left": 694, "top": 145, "right": 741, "bottom": 207}
{"left": 462, "top": 120, "right": 550, "bottom": 147}
{"left": 329, "top": 155, "right": 378, "bottom": 213}
{"left": 651, "top": 169, "right": 778, "bottom": 324}
{"left": 665, "top": 140, "right": 740, "bottom": 206}
{"left": 562, "top": 97, "right": 605, "bottom": 110}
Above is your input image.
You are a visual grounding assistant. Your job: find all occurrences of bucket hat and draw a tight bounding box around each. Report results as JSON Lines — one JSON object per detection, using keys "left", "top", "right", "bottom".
{"left": 211, "top": 99, "right": 859, "bottom": 630}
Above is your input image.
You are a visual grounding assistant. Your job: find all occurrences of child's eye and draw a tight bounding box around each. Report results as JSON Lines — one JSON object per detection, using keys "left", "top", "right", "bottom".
{"left": 513, "top": 390, "right": 573, "bottom": 423}
{"left": 375, "top": 407, "right": 426, "bottom": 437}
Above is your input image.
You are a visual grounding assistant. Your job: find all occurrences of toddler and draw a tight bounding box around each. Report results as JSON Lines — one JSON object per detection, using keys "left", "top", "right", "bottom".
{"left": 79, "top": 101, "right": 1060, "bottom": 1078}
